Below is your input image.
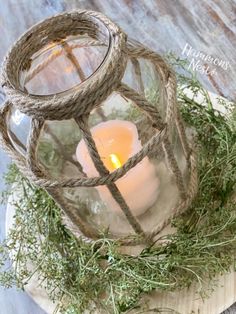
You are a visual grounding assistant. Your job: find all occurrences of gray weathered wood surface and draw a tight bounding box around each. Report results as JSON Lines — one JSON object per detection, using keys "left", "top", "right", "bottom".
{"left": 0, "top": 1, "right": 235, "bottom": 313}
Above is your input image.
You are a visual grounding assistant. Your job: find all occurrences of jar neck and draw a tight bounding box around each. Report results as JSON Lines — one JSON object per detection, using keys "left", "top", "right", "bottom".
{"left": 1, "top": 10, "right": 127, "bottom": 120}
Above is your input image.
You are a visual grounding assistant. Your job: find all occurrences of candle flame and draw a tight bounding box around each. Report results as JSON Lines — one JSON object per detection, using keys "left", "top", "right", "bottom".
{"left": 109, "top": 154, "right": 122, "bottom": 169}
{"left": 52, "top": 48, "right": 62, "bottom": 56}
{"left": 65, "top": 65, "right": 74, "bottom": 73}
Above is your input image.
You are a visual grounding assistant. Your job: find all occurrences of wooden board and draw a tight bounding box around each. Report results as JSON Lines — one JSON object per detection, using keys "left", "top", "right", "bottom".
{"left": 132, "top": 271, "right": 236, "bottom": 314}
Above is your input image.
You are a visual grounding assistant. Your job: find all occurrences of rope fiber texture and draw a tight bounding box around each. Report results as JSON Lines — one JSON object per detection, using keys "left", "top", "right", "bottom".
{"left": 0, "top": 10, "right": 198, "bottom": 246}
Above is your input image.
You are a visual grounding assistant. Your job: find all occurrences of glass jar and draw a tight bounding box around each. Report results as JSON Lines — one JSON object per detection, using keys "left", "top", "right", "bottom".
{"left": 2, "top": 11, "right": 194, "bottom": 244}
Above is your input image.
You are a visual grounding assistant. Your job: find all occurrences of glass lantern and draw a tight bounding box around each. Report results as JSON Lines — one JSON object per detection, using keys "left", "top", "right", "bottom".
{"left": 0, "top": 11, "right": 197, "bottom": 245}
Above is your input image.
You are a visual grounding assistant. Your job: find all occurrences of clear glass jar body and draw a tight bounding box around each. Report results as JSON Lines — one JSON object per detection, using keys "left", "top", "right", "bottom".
{"left": 6, "top": 25, "right": 189, "bottom": 240}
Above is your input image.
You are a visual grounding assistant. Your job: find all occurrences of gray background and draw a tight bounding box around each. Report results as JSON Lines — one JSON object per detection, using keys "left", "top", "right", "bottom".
{"left": 0, "top": 0, "right": 235, "bottom": 313}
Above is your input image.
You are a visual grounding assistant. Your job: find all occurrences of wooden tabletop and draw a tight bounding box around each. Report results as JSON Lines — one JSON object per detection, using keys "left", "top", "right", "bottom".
{"left": 0, "top": 1, "right": 235, "bottom": 313}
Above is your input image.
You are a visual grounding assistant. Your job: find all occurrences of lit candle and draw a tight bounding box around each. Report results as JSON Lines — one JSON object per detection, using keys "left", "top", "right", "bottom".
{"left": 76, "top": 120, "right": 159, "bottom": 216}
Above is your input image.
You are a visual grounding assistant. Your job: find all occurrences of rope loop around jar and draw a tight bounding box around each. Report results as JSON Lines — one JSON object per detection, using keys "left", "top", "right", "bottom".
{"left": 1, "top": 10, "right": 127, "bottom": 120}
{"left": 0, "top": 10, "right": 198, "bottom": 245}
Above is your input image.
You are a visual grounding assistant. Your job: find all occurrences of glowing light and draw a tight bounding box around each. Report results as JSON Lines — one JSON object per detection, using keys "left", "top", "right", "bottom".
{"left": 52, "top": 48, "right": 61, "bottom": 56}
{"left": 109, "top": 154, "right": 122, "bottom": 169}
{"left": 64, "top": 65, "right": 74, "bottom": 73}
{"left": 12, "top": 109, "right": 24, "bottom": 125}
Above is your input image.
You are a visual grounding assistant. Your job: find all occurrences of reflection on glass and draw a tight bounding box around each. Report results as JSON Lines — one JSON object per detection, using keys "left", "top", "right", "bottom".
{"left": 7, "top": 31, "right": 189, "bottom": 239}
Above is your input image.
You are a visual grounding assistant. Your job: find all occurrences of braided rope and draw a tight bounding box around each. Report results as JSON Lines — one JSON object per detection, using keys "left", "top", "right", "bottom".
{"left": 1, "top": 10, "right": 127, "bottom": 120}
{"left": 24, "top": 40, "right": 105, "bottom": 85}
{"left": 0, "top": 10, "right": 198, "bottom": 246}
{"left": 26, "top": 116, "right": 98, "bottom": 239}
{"left": 75, "top": 115, "right": 146, "bottom": 238}
{"left": 150, "top": 150, "right": 198, "bottom": 238}
{"left": 118, "top": 83, "right": 187, "bottom": 200}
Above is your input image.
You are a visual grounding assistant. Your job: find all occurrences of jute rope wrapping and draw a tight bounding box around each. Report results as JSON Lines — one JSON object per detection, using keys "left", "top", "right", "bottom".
{"left": 0, "top": 10, "right": 198, "bottom": 245}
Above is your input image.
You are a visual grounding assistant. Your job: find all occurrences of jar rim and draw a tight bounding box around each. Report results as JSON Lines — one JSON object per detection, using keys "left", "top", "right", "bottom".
{"left": 18, "top": 33, "right": 110, "bottom": 97}
{"left": 1, "top": 10, "right": 127, "bottom": 120}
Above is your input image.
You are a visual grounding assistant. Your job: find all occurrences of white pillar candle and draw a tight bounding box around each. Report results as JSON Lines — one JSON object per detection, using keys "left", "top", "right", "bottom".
{"left": 76, "top": 120, "right": 159, "bottom": 216}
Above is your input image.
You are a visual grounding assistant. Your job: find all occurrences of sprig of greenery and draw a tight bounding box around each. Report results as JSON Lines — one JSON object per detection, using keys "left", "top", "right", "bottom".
{"left": 0, "top": 58, "right": 235, "bottom": 313}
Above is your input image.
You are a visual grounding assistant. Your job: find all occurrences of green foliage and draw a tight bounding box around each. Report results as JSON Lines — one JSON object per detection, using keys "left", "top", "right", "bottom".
{"left": 0, "top": 60, "right": 236, "bottom": 313}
